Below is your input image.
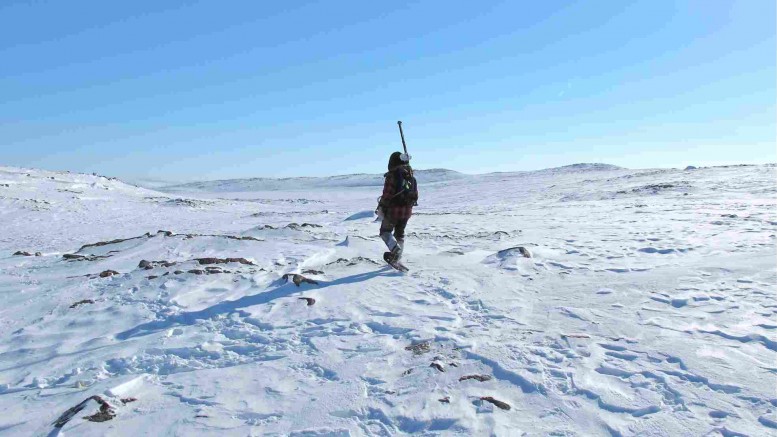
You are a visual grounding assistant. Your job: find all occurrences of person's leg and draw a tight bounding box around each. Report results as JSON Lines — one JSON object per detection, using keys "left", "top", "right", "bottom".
{"left": 393, "top": 218, "right": 409, "bottom": 261}
{"left": 379, "top": 218, "right": 398, "bottom": 252}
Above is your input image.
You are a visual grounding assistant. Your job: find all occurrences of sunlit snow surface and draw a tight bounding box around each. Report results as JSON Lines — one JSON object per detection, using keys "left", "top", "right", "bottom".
{"left": 0, "top": 164, "right": 775, "bottom": 436}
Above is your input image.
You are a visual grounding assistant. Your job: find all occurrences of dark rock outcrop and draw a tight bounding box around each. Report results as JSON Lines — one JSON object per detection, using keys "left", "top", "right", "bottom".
{"left": 479, "top": 396, "right": 511, "bottom": 410}
{"left": 52, "top": 395, "right": 115, "bottom": 428}
{"left": 497, "top": 246, "right": 532, "bottom": 258}
{"left": 405, "top": 341, "right": 431, "bottom": 355}
{"left": 138, "top": 259, "right": 176, "bottom": 269}
{"left": 196, "top": 257, "right": 254, "bottom": 266}
{"left": 459, "top": 375, "right": 492, "bottom": 382}
{"left": 70, "top": 299, "right": 95, "bottom": 309}
{"left": 77, "top": 233, "right": 152, "bottom": 252}
{"left": 63, "top": 254, "right": 107, "bottom": 262}
{"left": 298, "top": 297, "right": 316, "bottom": 306}
{"left": 99, "top": 270, "right": 120, "bottom": 278}
{"left": 282, "top": 274, "right": 318, "bottom": 287}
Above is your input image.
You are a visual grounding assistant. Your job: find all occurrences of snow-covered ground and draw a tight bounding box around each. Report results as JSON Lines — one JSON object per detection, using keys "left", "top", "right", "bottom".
{"left": 0, "top": 163, "right": 775, "bottom": 436}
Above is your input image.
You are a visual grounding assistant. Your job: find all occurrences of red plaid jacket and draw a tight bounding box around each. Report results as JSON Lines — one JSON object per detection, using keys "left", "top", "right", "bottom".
{"left": 379, "top": 166, "right": 415, "bottom": 221}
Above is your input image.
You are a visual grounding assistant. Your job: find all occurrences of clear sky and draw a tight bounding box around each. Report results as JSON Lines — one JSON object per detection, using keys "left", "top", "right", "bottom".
{"left": 1, "top": 1, "right": 774, "bottom": 181}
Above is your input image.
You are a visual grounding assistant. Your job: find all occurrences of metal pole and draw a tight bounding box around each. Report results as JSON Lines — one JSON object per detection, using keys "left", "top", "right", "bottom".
{"left": 397, "top": 121, "right": 408, "bottom": 156}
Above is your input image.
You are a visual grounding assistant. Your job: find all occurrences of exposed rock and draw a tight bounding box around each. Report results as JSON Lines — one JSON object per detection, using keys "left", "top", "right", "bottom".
{"left": 35, "top": 252, "right": 42, "bottom": 256}
{"left": 183, "top": 233, "right": 261, "bottom": 242}
{"left": 138, "top": 259, "right": 176, "bottom": 269}
{"left": 174, "top": 270, "right": 184, "bottom": 275}
{"left": 480, "top": 396, "right": 511, "bottom": 410}
{"left": 459, "top": 375, "right": 492, "bottom": 382}
{"left": 497, "top": 246, "right": 532, "bottom": 258}
{"left": 430, "top": 362, "right": 445, "bottom": 373}
{"left": 685, "top": 166, "right": 698, "bottom": 170}
{"left": 326, "top": 257, "right": 381, "bottom": 267}
{"left": 402, "top": 369, "right": 413, "bottom": 376}
{"left": 13, "top": 251, "right": 33, "bottom": 256}
{"left": 69, "top": 299, "right": 95, "bottom": 309}
{"left": 84, "top": 399, "right": 116, "bottom": 423}
{"left": 63, "top": 254, "right": 107, "bottom": 262}
{"left": 52, "top": 395, "right": 115, "bottom": 428}
{"left": 282, "top": 274, "right": 319, "bottom": 287}
{"left": 165, "top": 198, "right": 214, "bottom": 208}
{"left": 405, "top": 341, "right": 431, "bottom": 355}
{"left": 561, "top": 333, "right": 590, "bottom": 339}
{"left": 225, "top": 235, "right": 261, "bottom": 241}
{"left": 147, "top": 275, "right": 158, "bottom": 280}
{"left": 188, "top": 269, "right": 205, "bottom": 275}
{"left": 298, "top": 297, "right": 316, "bottom": 306}
{"left": 439, "top": 397, "right": 451, "bottom": 404}
{"left": 77, "top": 233, "right": 152, "bottom": 252}
{"left": 721, "top": 214, "right": 738, "bottom": 218}
{"left": 302, "top": 269, "right": 324, "bottom": 275}
{"left": 286, "top": 222, "right": 323, "bottom": 230}
{"left": 99, "top": 270, "right": 120, "bottom": 278}
{"left": 120, "top": 397, "right": 137, "bottom": 405}
{"left": 196, "top": 257, "right": 254, "bottom": 266}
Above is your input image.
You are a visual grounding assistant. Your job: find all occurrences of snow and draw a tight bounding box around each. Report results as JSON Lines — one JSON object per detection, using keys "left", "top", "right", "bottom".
{"left": 0, "top": 163, "right": 775, "bottom": 436}
{"left": 162, "top": 168, "right": 467, "bottom": 193}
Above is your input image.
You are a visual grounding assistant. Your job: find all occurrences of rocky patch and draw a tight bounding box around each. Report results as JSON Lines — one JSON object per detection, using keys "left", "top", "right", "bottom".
{"left": 52, "top": 395, "right": 116, "bottom": 428}
{"left": 138, "top": 259, "right": 177, "bottom": 269}
{"left": 77, "top": 232, "right": 155, "bottom": 252}
{"left": 430, "top": 362, "right": 445, "bottom": 373}
{"left": 282, "top": 274, "right": 319, "bottom": 287}
{"left": 405, "top": 341, "right": 432, "bottom": 355}
{"left": 196, "top": 257, "right": 255, "bottom": 266}
{"left": 63, "top": 254, "right": 109, "bottom": 262}
{"left": 479, "top": 396, "right": 511, "bottom": 411}
{"left": 182, "top": 233, "right": 261, "bottom": 242}
{"left": 460, "top": 375, "right": 492, "bottom": 382}
{"left": 325, "top": 257, "right": 381, "bottom": 267}
{"left": 69, "top": 299, "right": 95, "bottom": 309}
{"left": 12, "top": 251, "right": 41, "bottom": 257}
{"left": 298, "top": 297, "right": 316, "bottom": 306}
{"left": 498, "top": 246, "right": 532, "bottom": 259}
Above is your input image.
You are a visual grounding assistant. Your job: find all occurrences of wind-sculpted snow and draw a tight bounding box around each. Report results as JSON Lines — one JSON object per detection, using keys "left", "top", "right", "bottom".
{"left": 0, "top": 164, "right": 775, "bottom": 436}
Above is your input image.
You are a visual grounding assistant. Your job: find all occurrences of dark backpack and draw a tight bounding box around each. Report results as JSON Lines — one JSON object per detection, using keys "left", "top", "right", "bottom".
{"left": 391, "top": 166, "right": 419, "bottom": 206}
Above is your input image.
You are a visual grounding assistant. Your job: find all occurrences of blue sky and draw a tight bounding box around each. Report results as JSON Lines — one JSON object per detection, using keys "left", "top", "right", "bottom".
{"left": 1, "top": 1, "right": 774, "bottom": 181}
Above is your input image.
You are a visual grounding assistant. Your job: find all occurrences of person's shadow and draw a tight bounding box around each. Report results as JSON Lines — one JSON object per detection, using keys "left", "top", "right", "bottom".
{"left": 115, "top": 267, "right": 399, "bottom": 340}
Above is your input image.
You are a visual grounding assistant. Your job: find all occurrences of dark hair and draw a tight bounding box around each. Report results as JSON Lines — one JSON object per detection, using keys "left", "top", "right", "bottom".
{"left": 388, "top": 152, "right": 403, "bottom": 170}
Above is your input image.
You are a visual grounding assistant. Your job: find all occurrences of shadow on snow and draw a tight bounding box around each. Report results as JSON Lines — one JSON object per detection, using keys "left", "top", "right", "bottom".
{"left": 115, "top": 267, "right": 398, "bottom": 340}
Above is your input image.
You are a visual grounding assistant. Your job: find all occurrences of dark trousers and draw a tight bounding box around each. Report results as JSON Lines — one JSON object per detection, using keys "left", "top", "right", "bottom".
{"left": 380, "top": 217, "right": 409, "bottom": 245}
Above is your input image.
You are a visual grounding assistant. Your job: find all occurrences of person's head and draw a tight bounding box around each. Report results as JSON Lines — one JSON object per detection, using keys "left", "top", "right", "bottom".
{"left": 388, "top": 152, "right": 403, "bottom": 170}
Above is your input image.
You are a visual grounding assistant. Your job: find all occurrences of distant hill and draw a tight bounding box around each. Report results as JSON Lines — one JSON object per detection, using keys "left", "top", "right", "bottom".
{"left": 161, "top": 168, "right": 468, "bottom": 192}
{"left": 156, "top": 164, "right": 624, "bottom": 193}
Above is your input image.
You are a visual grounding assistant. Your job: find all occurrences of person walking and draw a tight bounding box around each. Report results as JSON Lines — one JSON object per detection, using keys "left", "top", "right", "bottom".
{"left": 376, "top": 151, "right": 418, "bottom": 269}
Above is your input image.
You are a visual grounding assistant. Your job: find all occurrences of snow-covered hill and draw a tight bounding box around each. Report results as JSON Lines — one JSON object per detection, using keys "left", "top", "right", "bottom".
{"left": 161, "top": 168, "right": 468, "bottom": 193}
{"left": 1, "top": 163, "right": 775, "bottom": 436}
